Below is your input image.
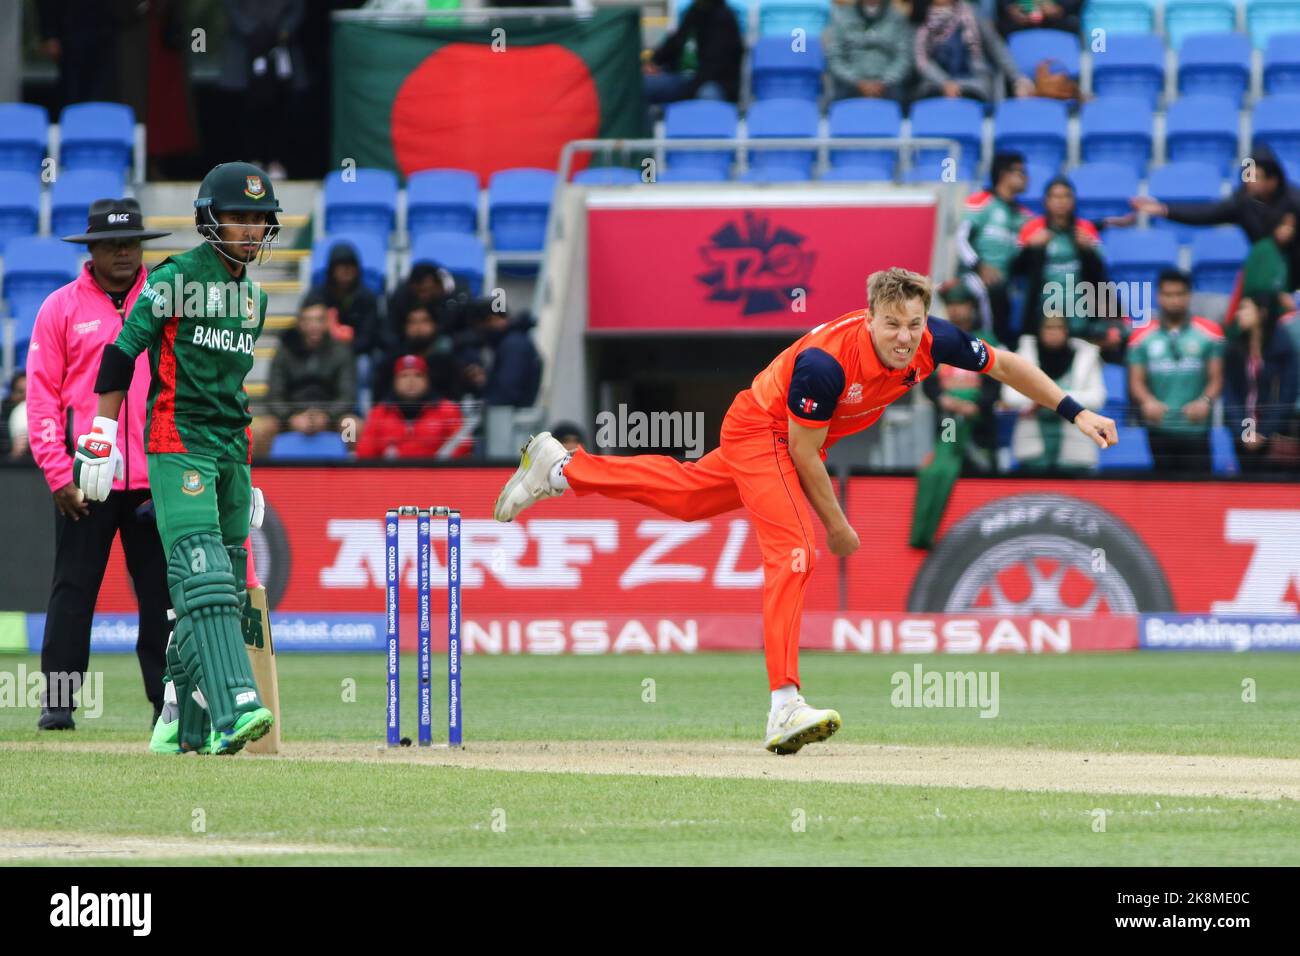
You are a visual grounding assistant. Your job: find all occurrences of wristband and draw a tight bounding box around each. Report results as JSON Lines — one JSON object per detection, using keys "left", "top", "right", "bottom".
{"left": 1056, "top": 396, "right": 1084, "bottom": 423}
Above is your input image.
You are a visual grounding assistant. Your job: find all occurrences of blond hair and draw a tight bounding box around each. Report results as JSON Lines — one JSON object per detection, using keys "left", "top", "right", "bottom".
{"left": 867, "top": 267, "right": 932, "bottom": 314}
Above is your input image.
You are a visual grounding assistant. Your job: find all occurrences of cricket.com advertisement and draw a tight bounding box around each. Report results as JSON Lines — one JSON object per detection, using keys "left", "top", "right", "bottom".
{"left": 3, "top": 468, "right": 1298, "bottom": 655}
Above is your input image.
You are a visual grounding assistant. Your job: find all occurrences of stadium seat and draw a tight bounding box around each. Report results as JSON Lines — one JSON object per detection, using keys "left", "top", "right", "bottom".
{"left": 819, "top": 165, "right": 893, "bottom": 182}
{"left": 1246, "top": 0, "right": 1300, "bottom": 51}
{"left": 9, "top": 304, "right": 39, "bottom": 354}
{"left": 1210, "top": 424, "right": 1239, "bottom": 474}
{"left": 50, "top": 169, "right": 123, "bottom": 240}
{"left": 994, "top": 98, "right": 1068, "bottom": 171}
{"left": 746, "top": 98, "right": 819, "bottom": 178}
{"left": 1098, "top": 424, "right": 1153, "bottom": 470}
{"left": 1082, "top": 0, "right": 1157, "bottom": 38}
{"left": 909, "top": 97, "right": 983, "bottom": 182}
{"left": 1070, "top": 163, "right": 1140, "bottom": 222}
{"left": 1147, "top": 162, "right": 1224, "bottom": 244}
{"left": 58, "top": 102, "right": 134, "bottom": 178}
{"left": 0, "top": 172, "right": 41, "bottom": 245}
{"left": 572, "top": 167, "right": 644, "bottom": 185}
{"left": 1190, "top": 226, "right": 1250, "bottom": 293}
{"left": 1164, "top": 0, "right": 1236, "bottom": 51}
{"left": 0, "top": 103, "right": 48, "bottom": 176}
{"left": 1, "top": 237, "right": 81, "bottom": 316}
{"left": 758, "top": 0, "right": 830, "bottom": 38}
{"left": 1007, "top": 29, "right": 1080, "bottom": 82}
{"left": 827, "top": 98, "right": 901, "bottom": 179}
{"left": 1089, "top": 34, "right": 1165, "bottom": 111}
{"left": 269, "top": 431, "right": 348, "bottom": 460}
{"left": 311, "top": 234, "right": 388, "bottom": 295}
{"left": 1080, "top": 96, "right": 1153, "bottom": 172}
{"left": 1101, "top": 228, "right": 1180, "bottom": 289}
{"left": 737, "top": 166, "right": 813, "bottom": 183}
{"left": 1165, "top": 95, "right": 1239, "bottom": 178}
{"left": 1021, "top": 162, "right": 1059, "bottom": 216}
{"left": 750, "top": 36, "right": 825, "bottom": 102}
{"left": 1178, "top": 33, "right": 1252, "bottom": 106}
{"left": 664, "top": 100, "right": 738, "bottom": 179}
{"left": 487, "top": 168, "right": 556, "bottom": 252}
{"left": 410, "top": 231, "right": 486, "bottom": 295}
{"left": 406, "top": 168, "right": 479, "bottom": 236}
{"left": 1251, "top": 95, "right": 1300, "bottom": 170}
{"left": 1101, "top": 362, "right": 1129, "bottom": 420}
{"left": 1263, "top": 33, "right": 1300, "bottom": 94}
{"left": 655, "top": 167, "right": 731, "bottom": 183}
{"left": 323, "top": 168, "right": 398, "bottom": 243}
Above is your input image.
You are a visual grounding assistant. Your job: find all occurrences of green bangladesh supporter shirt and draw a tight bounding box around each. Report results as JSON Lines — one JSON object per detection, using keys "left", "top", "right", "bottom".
{"left": 1126, "top": 320, "right": 1223, "bottom": 435}
{"left": 958, "top": 192, "right": 1031, "bottom": 275}
{"left": 114, "top": 242, "right": 268, "bottom": 462}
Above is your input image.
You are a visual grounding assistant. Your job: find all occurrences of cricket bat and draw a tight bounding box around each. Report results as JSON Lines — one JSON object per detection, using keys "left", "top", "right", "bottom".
{"left": 245, "top": 585, "right": 281, "bottom": 754}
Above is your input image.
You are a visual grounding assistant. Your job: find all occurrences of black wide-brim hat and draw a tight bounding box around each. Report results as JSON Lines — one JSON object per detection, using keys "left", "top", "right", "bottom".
{"left": 61, "top": 197, "right": 171, "bottom": 243}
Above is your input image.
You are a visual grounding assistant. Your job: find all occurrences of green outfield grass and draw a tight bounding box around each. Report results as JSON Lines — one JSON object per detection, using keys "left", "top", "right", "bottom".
{"left": 2, "top": 652, "right": 1299, "bottom": 865}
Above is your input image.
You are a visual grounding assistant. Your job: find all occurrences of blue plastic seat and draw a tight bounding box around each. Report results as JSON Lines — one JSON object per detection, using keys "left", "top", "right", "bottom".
{"left": 1021, "top": 162, "right": 1059, "bottom": 216}
{"left": 1247, "top": 0, "right": 1300, "bottom": 51}
{"left": 58, "top": 102, "right": 134, "bottom": 177}
{"left": 655, "top": 167, "right": 731, "bottom": 183}
{"left": 1147, "top": 162, "right": 1224, "bottom": 244}
{"left": 827, "top": 98, "right": 901, "bottom": 179}
{"left": 819, "top": 165, "right": 893, "bottom": 182}
{"left": 1190, "top": 225, "right": 1250, "bottom": 292}
{"left": 1090, "top": 34, "right": 1166, "bottom": 111}
{"left": 0, "top": 103, "right": 48, "bottom": 175}
{"left": 2, "top": 237, "right": 81, "bottom": 315}
{"left": 746, "top": 98, "right": 819, "bottom": 178}
{"left": 1008, "top": 29, "right": 1080, "bottom": 81}
{"left": 487, "top": 168, "right": 556, "bottom": 252}
{"left": 750, "top": 36, "right": 825, "bottom": 102}
{"left": 311, "top": 235, "right": 388, "bottom": 294}
{"left": 1263, "top": 32, "right": 1300, "bottom": 94}
{"left": 323, "top": 168, "right": 398, "bottom": 243}
{"left": 1070, "top": 162, "right": 1140, "bottom": 222}
{"left": 1098, "top": 424, "right": 1154, "bottom": 470}
{"left": 1165, "top": 95, "right": 1239, "bottom": 178}
{"left": 1178, "top": 33, "right": 1252, "bottom": 106}
{"left": 1101, "top": 228, "right": 1180, "bottom": 288}
{"left": 406, "top": 169, "right": 479, "bottom": 236}
{"left": 9, "top": 304, "right": 40, "bottom": 353}
{"left": 664, "top": 100, "right": 738, "bottom": 178}
{"left": 737, "top": 166, "right": 814, "bottom": 183}
{"left": 1101, "top": 362, "right": 1129, "bottom": 419}
{"left": 909, "top": 97, "right": 983, "bottom": 182}
{"left": 994, "top": 98, "right": 1069, "bottom": 171}
{"left": 0, "top": 172, "right": 41, "bottom": 245}
{"left": 1164, "top": 0, "right": 1236, "bottom": 51}
{"left": 758, "top": 0, "right": 830, "bottom": 38}
{"left": 1210, "top": 424, "right": 1239, "bottom": 474}
{"left": 572, "top": 167, "right": 644, "bottom": 185}
{"left": 1252, "top": 95, "right": 1300, "bottom": 170}
{"left": 410, "top": 231, "right": 486, "bottom": 294}
{"left": 270, "top": 431, "right": 348, "bottom": 460}
{"left": 50, "top": 169, "right": 124, "bottom": 239}
{"left": 1080, "top": 96, "right": 1153, "bottom": 172}
{"left": 1082, "top": 0, "right": 1157, "bottom": 38}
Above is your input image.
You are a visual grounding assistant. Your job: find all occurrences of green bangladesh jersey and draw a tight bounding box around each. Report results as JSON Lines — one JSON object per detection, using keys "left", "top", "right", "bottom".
{"left": 1126, "top": 319, "right": 1224, "bottom": 435}
{"left": 114, "top": 242, "right": 268, "bottom": 462}
{"left": 956, "top": 191, "right": 1031, "bottom": 275}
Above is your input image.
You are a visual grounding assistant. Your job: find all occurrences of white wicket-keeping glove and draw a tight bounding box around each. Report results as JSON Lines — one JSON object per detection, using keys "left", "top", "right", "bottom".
{"left": 73, "top": 416, "right": 124, "bottom": 502}
{"left": 250, "top": 486, "right": 264, "bottom": 529}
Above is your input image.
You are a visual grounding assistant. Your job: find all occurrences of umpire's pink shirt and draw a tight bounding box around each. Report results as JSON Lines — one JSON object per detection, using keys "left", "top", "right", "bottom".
{"left": 26, "top": 262, "right": 152, "bottom": 494}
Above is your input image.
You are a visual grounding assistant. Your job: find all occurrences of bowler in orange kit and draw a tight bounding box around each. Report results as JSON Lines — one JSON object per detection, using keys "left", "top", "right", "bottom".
{"left": 494, "top": 268, "right": 1118, "bottom": 754}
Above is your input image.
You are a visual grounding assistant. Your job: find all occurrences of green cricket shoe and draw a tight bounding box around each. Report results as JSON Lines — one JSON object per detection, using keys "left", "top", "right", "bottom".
{"left": 148, "top": 715, "right": 182, "bottom": 754}
{"left": 206, "top": 707, "right": 275, "bottom": 756}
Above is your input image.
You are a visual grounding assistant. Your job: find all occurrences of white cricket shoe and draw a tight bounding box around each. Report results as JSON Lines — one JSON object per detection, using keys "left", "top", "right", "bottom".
{"left": 493, "top": 432, "right": 568, "bottom": 523}
{"left": 764, "top": 696, "right": 842, "bottom": 755}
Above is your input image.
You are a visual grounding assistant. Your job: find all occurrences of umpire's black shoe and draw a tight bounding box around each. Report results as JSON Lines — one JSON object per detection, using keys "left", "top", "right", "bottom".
{"left": 38, "top": 707, "right": 75, "bottom": 730}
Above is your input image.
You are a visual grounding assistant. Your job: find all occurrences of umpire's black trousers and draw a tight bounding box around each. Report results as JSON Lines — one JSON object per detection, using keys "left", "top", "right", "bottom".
{"left": 41, "top": 489, "right": 170, "bottom": 711}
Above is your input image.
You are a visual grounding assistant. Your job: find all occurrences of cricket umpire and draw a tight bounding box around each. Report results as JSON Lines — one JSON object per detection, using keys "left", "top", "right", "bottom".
{"left": 25, "top": 198, "right": 172, "bottom": 730}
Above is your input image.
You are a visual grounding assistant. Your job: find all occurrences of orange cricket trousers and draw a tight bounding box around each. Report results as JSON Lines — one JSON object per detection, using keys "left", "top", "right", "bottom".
{"left": 563, "top": 398, "right": 818, "bottom": 690}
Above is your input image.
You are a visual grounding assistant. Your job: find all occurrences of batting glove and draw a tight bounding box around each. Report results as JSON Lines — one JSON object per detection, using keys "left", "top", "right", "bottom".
{"left": 72, "top": 416, "right": 124, "bottom": 502}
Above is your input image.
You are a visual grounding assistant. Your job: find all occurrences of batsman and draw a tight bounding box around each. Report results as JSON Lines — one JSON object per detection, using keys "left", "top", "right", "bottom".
{"left": 74, "top": 161, "right": 279, "bottom": 755}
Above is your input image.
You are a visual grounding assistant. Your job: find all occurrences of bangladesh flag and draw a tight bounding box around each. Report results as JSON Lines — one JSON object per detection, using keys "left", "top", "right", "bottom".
{"left": 332, "top": 9, "right": 647, "bottom": 183}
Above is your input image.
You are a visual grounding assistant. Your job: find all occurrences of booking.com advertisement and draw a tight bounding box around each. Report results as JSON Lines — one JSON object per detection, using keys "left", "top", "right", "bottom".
{"left": 9, "top": 469, "right": 1300, "bottom": 655}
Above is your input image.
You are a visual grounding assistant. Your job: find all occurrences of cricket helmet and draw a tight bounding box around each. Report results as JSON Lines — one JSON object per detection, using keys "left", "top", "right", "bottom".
{"left": 194, "top": 161, "right": 282, "bottom": 264}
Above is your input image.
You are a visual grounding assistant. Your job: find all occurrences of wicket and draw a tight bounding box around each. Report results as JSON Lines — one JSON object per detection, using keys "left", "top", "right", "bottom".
{"left": 385, "top": 506, "right": 462, "bottom": 748}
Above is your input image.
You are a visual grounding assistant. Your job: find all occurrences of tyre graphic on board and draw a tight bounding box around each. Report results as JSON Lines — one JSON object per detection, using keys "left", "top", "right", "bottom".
{"left": 249, "top": 502, "right": 291, "bottom": 609}
{"left": 907, "top": 494, "right": 1174, "bottom": 614}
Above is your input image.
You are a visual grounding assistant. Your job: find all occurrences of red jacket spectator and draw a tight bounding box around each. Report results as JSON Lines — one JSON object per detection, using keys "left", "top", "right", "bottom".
{"left": 356, "top": 355, "right": 472, "bottom": 459}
